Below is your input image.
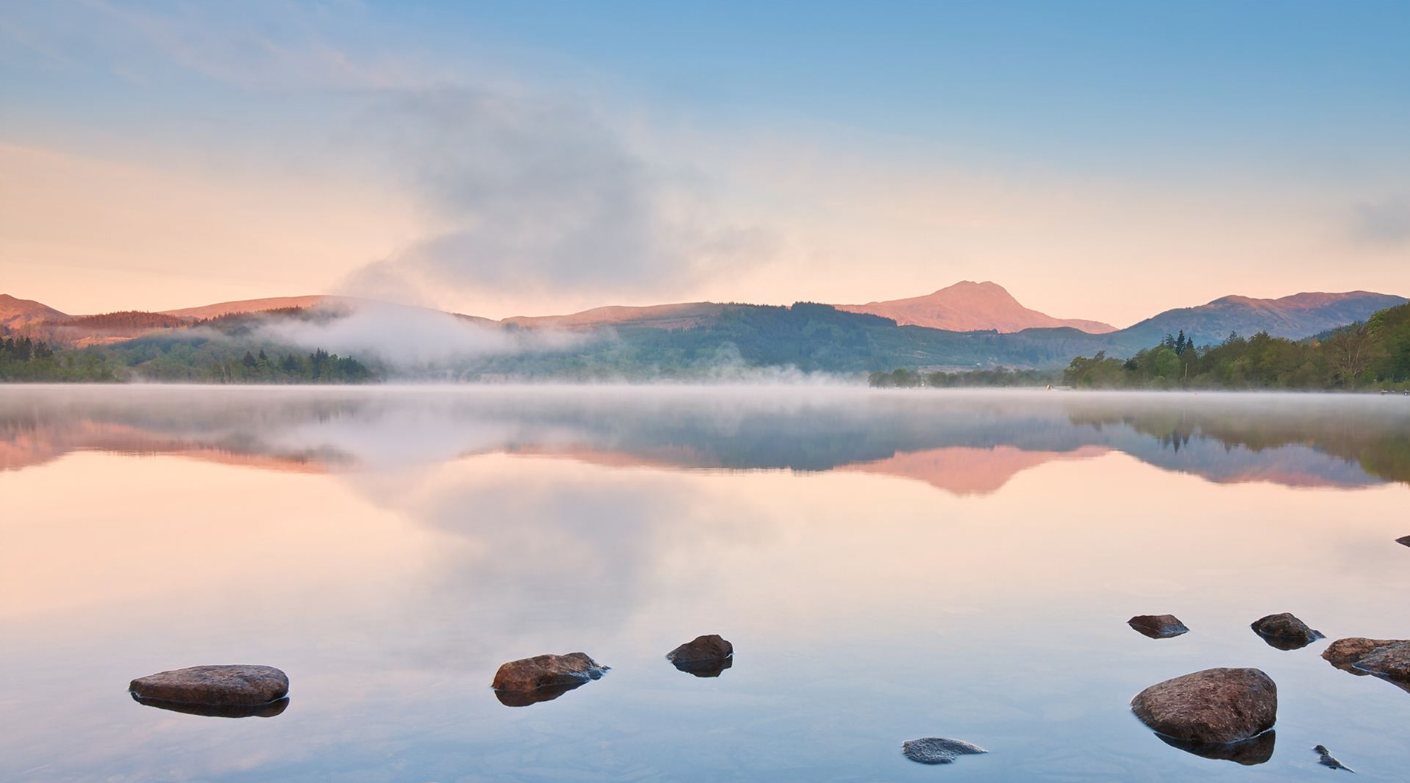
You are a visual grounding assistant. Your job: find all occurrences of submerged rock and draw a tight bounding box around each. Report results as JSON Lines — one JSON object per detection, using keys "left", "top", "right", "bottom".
{"left": 666, "top": 634, "right": 734, "bottom": 677}
{"left": 1322, "top": 638, "right": 1410, "bottom": 693}
{"left": 901, "top": 737, "right": 988, "bottom": 765}
{"left": 1314, "top": 744, "right": 1354, "bottom": 772}
{"left": 1250, "top": 613, "right": 1324, "bottom": 651}
{"left": 1128, "top": 614, "right": 1190, "bottom": 639}
{"left": 132, "top": 693, "right": 289, "bottom": 718}
{"left": 1131, "top": 668, "right": 1277, "bottom": 745}
{"left": 491, "top": 653, "right": 607, "bottom": 706}
{"left": 1154, "top": 730, "right": 1275, "bottom": 766}
{"left": 128, "top": 665, "right": 288, "bottom": 707}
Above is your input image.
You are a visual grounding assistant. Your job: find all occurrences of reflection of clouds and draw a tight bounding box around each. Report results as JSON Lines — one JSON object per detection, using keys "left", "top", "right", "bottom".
{"left": 342, "top": 456, "right": 770, "bottom": 661}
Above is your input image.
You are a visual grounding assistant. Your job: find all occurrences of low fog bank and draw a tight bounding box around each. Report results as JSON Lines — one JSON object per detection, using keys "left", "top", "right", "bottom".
{"left": 255, "top": 302, "right": 594, "bottom": 367}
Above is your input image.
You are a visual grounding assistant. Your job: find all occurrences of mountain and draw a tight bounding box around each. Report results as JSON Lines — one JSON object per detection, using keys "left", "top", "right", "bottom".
{"left": 161, "top": 295, "right": 337, "bottom": 320}
{"left": 502, "top": 302, "right": 725, "bottom": 331}
{"left": 836, "top": 281, "right": 1116, "bottom": 334}
{"left": 0, "top": 294, "right": 68, "bottom": 332}
{"left": 1121, "top": 291, "right": 1409, "bottom": 347}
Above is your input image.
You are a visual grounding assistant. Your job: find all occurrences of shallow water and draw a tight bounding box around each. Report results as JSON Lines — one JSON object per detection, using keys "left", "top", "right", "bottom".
{"left": 1, "top": 385, "right": 1407, "bottom": 782}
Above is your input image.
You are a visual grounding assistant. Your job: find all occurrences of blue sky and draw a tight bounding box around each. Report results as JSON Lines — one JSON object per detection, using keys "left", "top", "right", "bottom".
{"left": 2, "top": 0, "right": 1408, "bottom": 322}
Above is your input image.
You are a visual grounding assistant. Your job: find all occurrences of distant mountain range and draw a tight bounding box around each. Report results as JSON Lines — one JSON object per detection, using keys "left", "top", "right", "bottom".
{"left": 3, "top": 284, "right": 1405, "bottom": 373}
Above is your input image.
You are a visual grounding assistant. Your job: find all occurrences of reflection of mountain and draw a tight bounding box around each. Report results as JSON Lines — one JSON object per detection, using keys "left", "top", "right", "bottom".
{"left": 839, "top": 446, "right": 1110, "bottom": 494}
{"left": 0, "top": 388, "right": 1405, "bottom": 494}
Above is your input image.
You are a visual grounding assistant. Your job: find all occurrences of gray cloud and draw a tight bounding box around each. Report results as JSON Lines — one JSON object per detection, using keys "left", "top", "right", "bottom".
{"left": 339, "top": 88, "right": 774, "bottom": 305}
{"left": 1350, "top": 195, "right": 1410, "bottom": 247}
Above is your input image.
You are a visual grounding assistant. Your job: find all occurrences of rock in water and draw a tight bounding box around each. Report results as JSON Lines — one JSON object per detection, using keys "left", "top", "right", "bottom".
{"left": 1130, "top": 668, "right": 1277, "bottom": 745}
{"left": 1128, "top": 614, "right": 1190, "bottom": 639}
{"left": 666, "top": 634, "right": 734, "bottom": 677}
{"left": 1250, "top": 613, "right": 1324, "bottom": 651}
{"left": 491, "top": 652, "right": 607, "bottom": 703}
{"left": 1314, "top": 744, "right": 1354, "bottom": 772}
{"left": 129, "top": 665, "right": 288, "bottom": 706}
{"left": 1322, "top": 638, "right": 1410, "bottom": 692}
{"left": 1397, "top": 535, "right": 1410, "bottom": 547}
{"left": 902, "top": 737, "right": 988, "bottom": 765}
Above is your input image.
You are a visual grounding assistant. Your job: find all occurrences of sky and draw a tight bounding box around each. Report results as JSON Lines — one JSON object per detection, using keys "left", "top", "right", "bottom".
{"left": 1, "top": 0, "right": 1408, "bottom": 327}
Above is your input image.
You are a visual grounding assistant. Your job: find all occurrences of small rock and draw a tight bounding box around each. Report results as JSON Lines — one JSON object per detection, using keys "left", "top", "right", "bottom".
{"left": 1314, "top": 744, "right": 1354, "bottom": 772}
{"left": 491, "top": 652, "right": 607, "bottom": 706}
{"left": 1396, "top": 535, "right": 1410, "bottom": 548}
{"left": 902, "top": 737, "right": 987, "bottom": 765}
{"left": 1131, "top": 668, "right": 1277, "bottom": 745}
{"left": 1128, "top": 614, "right": 1189, "bottom": 639}
{"left": 1322, "top": 638, "right": 1410, "bottom": 693}
{"left": 667, "top": 634, "right": 733, "bottom": 677}
{"left": 1154, "top": 730, "right": 1275, "bottom": 766}
{"left": 1250, "top": 613, "right": 1324, "bottom": 651}
{"left": 129, "top": 665, "right": 288, "bottom": 707}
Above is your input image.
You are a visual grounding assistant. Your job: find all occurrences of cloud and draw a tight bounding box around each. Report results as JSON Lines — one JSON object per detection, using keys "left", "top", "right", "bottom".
{"left": 1350, "top": 195, "right": 1410, "bottom": 247}
{"left": 257, "top": 302, "right": 595, "bottom": 367}
{"left": 338, "top": 87, "right": 774, "bottom": 306}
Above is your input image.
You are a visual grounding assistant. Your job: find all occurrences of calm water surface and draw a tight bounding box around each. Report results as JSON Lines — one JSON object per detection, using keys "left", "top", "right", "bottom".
{"left": 2, "top": 386, "right": 1407, "bottom": 782}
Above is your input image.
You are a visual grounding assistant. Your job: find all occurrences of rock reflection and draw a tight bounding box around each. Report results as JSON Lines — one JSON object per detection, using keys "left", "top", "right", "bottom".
{"left": 1153, "top": 730, "right": 1275, "bottom": 766}
{"left": 493, "top": 680, "right": 590, "bottom": 707}
{"left": 131, "top": 693, "right": 290, "bottom": 718}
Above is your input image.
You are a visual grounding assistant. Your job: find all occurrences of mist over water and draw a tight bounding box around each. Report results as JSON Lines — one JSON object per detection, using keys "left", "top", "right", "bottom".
{"left": 2, "top": 386, "right": 1407, "bottom": 782}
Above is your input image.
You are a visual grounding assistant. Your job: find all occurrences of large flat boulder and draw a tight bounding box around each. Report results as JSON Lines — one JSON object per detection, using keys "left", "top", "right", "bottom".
{"left": 1322, "top": 638, "right": 1410, "bottom": 692}
{"left": 1131, "top": 668, "right": 1277, "bottom": 745}
{"left": 667, "top": 634, "right": 734, "bottom": 677}
{"left": 491, "top": 652, "right": 607, "bottom": 705}
{"left": 129, "top": 665, "right": 288, "bottom": 707}
{"left": 1250, "top": 613, "right": 1323, "bottom": 651}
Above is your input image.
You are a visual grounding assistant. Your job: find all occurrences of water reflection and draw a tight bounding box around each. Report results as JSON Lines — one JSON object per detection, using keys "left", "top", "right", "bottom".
{"left": 131, "top": 694, "right": 290, "bottom": 719}
{"left": 1154, "top": 730, "right": 1276, "bottom": 766}
{"left": 2, "top": 386, "right": 1408, "bottom": 782}
{"left": 1, "top": 386, "right": 1406, "bottom": 493}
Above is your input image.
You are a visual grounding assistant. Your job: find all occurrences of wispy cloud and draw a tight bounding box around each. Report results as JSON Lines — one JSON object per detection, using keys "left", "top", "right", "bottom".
{"left": 1351, "top": 195, "right": 1410, "bottom": 248}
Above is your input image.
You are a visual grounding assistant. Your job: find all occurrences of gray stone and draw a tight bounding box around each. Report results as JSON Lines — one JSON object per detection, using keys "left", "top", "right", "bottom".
{"left": 902, "top": 737, "right": 988, "bottom": 765}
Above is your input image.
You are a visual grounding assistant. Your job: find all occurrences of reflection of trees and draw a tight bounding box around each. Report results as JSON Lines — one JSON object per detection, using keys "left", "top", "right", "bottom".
{"left": 1064, "top": 398, "right": 1410, "bottom": 484}
{"left": 1, "top": 388, "right": 1406, "bottom": 489}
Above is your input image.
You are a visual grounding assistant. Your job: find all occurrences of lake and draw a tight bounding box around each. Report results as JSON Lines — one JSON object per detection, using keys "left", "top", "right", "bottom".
{"left": 1, "top": 385, "right": 1407, "bottom": 782}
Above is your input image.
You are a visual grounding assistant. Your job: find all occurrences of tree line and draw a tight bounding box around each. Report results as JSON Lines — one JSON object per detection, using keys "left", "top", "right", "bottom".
{"left": 1063, "top": 303, "right": 1410, "bottom": 390}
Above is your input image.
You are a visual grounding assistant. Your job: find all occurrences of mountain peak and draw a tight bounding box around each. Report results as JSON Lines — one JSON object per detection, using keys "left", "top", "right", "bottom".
{"left": 837, "top": 282, "right": 1115, "bottom": 334}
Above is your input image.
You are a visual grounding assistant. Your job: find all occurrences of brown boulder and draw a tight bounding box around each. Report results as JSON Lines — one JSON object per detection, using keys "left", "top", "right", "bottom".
{"left": 667, "top": 634, "right": 734, "bottom": 677}
{"left": 1128, "top": 614, "right": 1189, "bottom": 639}
{"left": 491, "top": 652, "right": 607, "bottom": 695}
{"left": 1131, "top": 668, "right": 1277, "bottom": 745}
{"left": 129, "top": 665, "right": 288, "bottom": 707}
{"left": 1250, "top": 613, "right": 1323, "bottom": 651}
{"left": 1322, "top": 638, "right": 1410, "bottom": 692}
